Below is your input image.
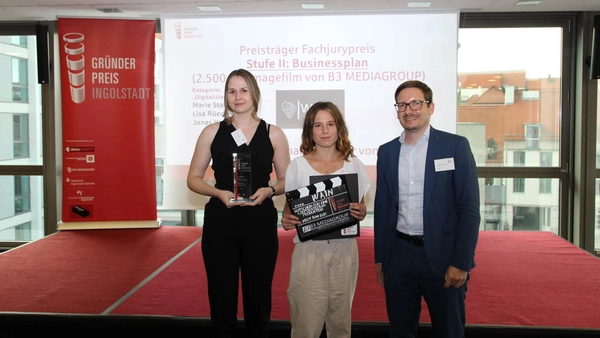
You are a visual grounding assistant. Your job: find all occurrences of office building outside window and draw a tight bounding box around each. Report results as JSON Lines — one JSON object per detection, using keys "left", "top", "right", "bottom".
{"left": 457, "top": 27, "right": 562, "bottom": 235}
{"left": 0, "top": 35, "right": 44, "bottom": 241}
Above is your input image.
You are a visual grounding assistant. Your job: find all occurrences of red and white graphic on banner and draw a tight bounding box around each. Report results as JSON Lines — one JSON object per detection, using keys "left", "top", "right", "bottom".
{"left": 58, "top": 18, "right": 156, "bottom": 224}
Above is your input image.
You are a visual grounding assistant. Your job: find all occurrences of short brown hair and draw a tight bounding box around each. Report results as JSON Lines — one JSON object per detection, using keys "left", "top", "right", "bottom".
{"left": 394, "top": 80, "right": 433, "bottom": 105}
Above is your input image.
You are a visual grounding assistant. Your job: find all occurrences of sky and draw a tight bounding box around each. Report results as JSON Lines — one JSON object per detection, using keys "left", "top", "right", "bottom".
{"left": 458, "top": 27, "right": 562, "bottom": 78}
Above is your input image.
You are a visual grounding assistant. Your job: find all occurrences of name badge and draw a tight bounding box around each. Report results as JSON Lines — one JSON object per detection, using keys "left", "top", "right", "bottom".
{"left": 434, "top": 158, "right": 455, "bottom": 172}
{"left": 231, "top": 129, "right": 247, "bottom": 146}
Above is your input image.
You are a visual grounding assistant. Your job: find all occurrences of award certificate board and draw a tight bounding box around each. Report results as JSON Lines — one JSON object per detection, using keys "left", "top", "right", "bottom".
{"left": 286, "top": 176, "right": 356, "bottom": 242}
{"left": 310, "top": 173, "right": 360, "bottom": 240}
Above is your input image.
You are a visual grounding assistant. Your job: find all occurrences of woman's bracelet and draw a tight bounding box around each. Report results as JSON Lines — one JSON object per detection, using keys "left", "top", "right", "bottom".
{"left": 268, "top": 185, "right": 276, "bottom": 198}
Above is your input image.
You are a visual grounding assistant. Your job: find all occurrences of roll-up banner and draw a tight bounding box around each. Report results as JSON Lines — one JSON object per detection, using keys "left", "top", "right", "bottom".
{"left": 57, "top": 18, "right": 158, "bottom": 230}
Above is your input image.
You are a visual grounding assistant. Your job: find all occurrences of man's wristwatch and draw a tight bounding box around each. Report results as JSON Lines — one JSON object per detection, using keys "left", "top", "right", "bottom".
{"left": 268, "top": 186, "right": 276, "bottom": 198}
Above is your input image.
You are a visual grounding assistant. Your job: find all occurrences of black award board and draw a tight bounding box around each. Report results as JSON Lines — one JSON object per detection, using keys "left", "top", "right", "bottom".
{"left": 286, "top": 175, "right": 357, "bottom": 242}
{"left": 310, "top": 173, "right": 360, "bottom": 240}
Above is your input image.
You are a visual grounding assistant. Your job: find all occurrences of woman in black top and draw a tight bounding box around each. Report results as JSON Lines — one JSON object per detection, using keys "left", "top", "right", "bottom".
{"left": 187, "top": 69, "right": 290, "bottom": 337}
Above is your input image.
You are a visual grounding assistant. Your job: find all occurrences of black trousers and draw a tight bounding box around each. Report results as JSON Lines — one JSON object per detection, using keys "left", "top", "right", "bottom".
{"left": 202, "top": 201, "right": 279, "bottom": 338}
{"left": 383, "top": 236, "right": 467, "bottom": 338}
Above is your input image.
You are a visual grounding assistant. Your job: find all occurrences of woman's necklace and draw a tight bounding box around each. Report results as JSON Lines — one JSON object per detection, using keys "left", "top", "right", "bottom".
{"left": 323, "top": 160, "right": 339, "bottom": 174}
{"left": 310, "top": 152, "right": 340, "bottom": 175}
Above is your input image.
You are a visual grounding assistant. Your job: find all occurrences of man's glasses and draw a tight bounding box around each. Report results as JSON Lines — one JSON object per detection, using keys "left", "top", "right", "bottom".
{"left": 394, "top": 100, "right": 430, "bottom": 113}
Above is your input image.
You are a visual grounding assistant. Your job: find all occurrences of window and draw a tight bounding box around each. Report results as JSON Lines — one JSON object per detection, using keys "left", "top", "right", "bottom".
{"left": 13, "top": 114, "right": 29, "bottom": 158}
{"left": 0, "top": 175, "right": 44, "bottom": 241}
{"left": 513, "top": 178, "right": 525, "bottom": 193}
{"left": 596, "top": 180, "right": 600, "bottom": 238}
{"left": 458, "top": 27, "right": 561, "bottom": 168}
{"left": 513, "top": 206, "right": 539, "bottom": 231}
{"left": 482, "top": 177, "right": 559, "bottom": 233}
{"left": 0, "top": 29, "right": 45, "bottom": 244}
{"left": 11, "top": 57, "right": 28, "bottom": 102}
{"left": 457, "top": 18, "right": 571, "bottom": 239}
{"left": 540, "top": 151, "right": 552, "bottom": 167}
{"left": 513, "top": 151, "right": 525, "bottom": 166}
{"left": 10, "top": 36, "right": 27, "bottom": 47}
{"left": 525, "top": 124, "right": 541, "bottom": 149}
{"left": 14, "top": 222, "right": 31, "bottom": 241}
{"left": 14, "top": 175, "right": 31, "bottom": 214}
{"left": 539, "top": 179, "right": 552, "bottom": 194}
{"left": 156, "top": 157, "right": 164, "bottom": 206}
{"left": 484, "top": 204, "right": 502, "bottom": 230}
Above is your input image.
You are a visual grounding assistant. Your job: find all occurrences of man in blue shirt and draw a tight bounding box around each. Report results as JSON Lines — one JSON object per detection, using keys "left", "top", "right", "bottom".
{"left": 374, "top": 80, "right": 480, "bottom": 338}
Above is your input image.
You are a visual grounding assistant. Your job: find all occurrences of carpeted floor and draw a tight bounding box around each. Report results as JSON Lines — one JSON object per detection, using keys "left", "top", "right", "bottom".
{"left": 1, "top": 226, "right": 599, "bottom": 336}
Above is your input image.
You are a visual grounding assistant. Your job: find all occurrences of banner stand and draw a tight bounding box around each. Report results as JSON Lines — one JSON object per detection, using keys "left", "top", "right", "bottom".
{"left": 57, "top": 18, "right": 157, "bottom": 230}
{"left": 57, "top": 220, "right": 161, "bottom": 231}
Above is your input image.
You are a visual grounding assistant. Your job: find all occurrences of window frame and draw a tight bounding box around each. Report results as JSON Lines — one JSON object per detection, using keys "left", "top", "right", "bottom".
{"left": 459, "top": 12, "right": 576, "bottom": 240}
{"left": 0, "top": 21, "right": 57, "bottom": 250}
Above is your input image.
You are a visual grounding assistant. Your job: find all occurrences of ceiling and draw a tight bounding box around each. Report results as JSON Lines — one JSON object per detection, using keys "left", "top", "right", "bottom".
{"left": 1, "top": 0, "right": 599, "bottom": 22}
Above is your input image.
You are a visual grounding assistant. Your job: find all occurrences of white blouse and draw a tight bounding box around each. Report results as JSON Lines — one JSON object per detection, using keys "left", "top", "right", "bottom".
{"left": 285, "top": 155, "right": 371, "bottom": 243}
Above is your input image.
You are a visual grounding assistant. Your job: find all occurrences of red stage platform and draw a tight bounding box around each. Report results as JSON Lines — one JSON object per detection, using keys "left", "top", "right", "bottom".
{"left": 0, "top": 226, "right": 599, "bottom": 337}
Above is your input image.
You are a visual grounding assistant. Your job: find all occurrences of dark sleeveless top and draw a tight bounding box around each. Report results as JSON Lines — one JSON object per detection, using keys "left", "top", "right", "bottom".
{"left": 211, "top": 119, "right": 274, "bottom": 194}
{"left": 203, "top": 119, "right": 277, "bottom": 239}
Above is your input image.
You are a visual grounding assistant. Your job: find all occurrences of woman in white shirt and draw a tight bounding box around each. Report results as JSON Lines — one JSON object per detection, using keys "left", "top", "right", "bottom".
{"left": 281, "top": 101, "right": 370, "bottom": 338}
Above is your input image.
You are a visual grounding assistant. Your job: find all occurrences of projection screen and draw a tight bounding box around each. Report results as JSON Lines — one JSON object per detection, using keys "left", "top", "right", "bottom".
{"left": 161, "top": 12, "right": 458, "bottom": 209}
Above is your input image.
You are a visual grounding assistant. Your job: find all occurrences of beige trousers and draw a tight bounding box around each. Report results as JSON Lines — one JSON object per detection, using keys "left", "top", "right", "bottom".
{"left": 287, "top": 239, "right": 359, "bottom": 338}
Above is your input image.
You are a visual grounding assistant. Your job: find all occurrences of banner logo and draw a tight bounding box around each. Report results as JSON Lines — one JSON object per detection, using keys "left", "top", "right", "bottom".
{"left": 173, "top": 21, "right": 203, "bottom": 39}
{"left": 63, "top": 32, "right": 86, "bottom": 103}
{"left": 275, "top": 90, "right": 345, "bottom": 129}
{"left": 175, "top": 22, "right": 182, "bottom": 39}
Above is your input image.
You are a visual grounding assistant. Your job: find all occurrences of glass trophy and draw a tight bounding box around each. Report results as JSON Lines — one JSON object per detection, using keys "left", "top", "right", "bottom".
{"left": 231, "top": 153, "right": 255, "bottom": 202}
